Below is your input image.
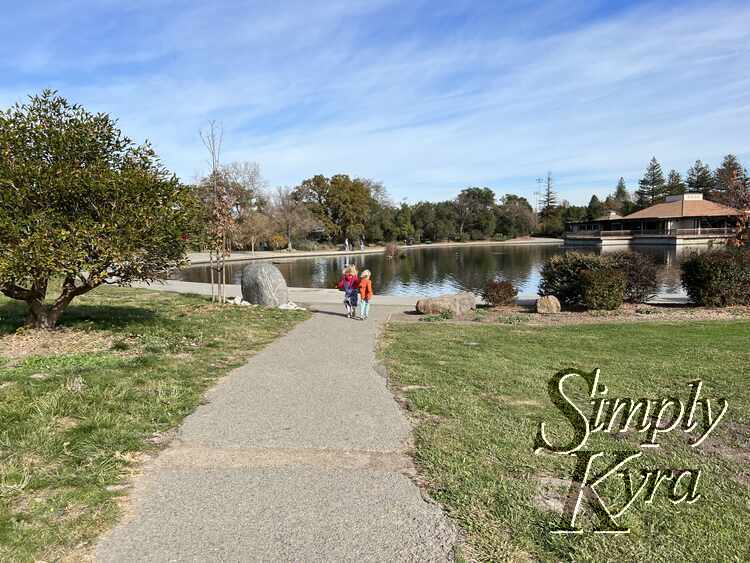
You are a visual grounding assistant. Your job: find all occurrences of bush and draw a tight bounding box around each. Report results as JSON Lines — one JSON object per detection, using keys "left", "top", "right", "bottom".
{"left": 681, "top": 249, "right": 750, "bottom": 306}
{"left": 384, "top": 242, "right": 401, "bottom": 258}
{"left": 268, "top": 233, "right": 288, "bottom": 250}
{"left": 580, "top": 269, "right": 626, "bottom": 310}
{"left": 610, "top": 251, "right": 658, "bottom": 303}
{"left": 292, "top": 239, "right": 319, "bottom": 251}
{"left": 539, "top": 252, "right": 610, "bottom": 307}
{"left": 540, "top": 251, "right": 661, "bottom": 307}
{"left": 482, "top": 280, "right": 518, "bottom": 307}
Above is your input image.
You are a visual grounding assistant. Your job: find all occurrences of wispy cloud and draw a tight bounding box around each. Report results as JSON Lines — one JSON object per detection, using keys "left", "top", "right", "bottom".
{"left": 1, "top": 0, "right": 749, "bottom": 204}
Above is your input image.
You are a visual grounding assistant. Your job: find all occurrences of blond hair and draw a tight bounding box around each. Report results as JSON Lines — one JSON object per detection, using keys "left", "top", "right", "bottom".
{"left": 360, "top": 269, "right": 371, "bottom": 279}
{"left": 346, "top": 264, "right": 358, "bottom": 276}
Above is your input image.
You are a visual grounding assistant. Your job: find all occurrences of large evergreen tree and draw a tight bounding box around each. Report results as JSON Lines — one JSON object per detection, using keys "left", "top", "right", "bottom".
{"left": 686, "top": 159, "right": 714, "bottom": 196}
{"left": 714, "top": 154, "right": 748, "bottom": 204}
{"left": 665, "top": 169, "right": 686, "bottom": 195}
{"left": 635, "top": 157, "right": 666, "bottom": 207}
{"left": 454, "top": 187, "right": 496, "bottom": 239}
{"left": 586, "top": 195, "right": 605, "bottom": 220}
{"left": 612, "top": 177, "right": 634, "bottom": 214}
{"left": 613, "top": 177, "right": 630, "bottom": 203}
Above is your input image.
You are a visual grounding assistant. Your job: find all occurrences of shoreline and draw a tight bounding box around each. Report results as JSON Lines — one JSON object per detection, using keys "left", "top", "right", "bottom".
{"left": 186, "top": 237, "right": 563, "bottom": 266}
{"left": 137, "top": 280, "right": 689, "bottom": 306}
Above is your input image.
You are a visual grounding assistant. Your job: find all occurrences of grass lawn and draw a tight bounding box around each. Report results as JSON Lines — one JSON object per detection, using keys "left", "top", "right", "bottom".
{"left": 382, "top": 320, "right": 750, "bottom": 562}
{"left": 0, "top": 287, "right": 308, "bottom": 562}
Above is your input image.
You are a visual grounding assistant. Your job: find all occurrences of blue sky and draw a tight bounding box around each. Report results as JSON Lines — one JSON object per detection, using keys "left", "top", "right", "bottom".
{"left": 2, "top": 0, "right": 749, "bottom": 205}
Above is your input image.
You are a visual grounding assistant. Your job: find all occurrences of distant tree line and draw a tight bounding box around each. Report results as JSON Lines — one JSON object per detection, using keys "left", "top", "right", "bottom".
{"left": 191, "top": 153, "right": 750, "bottom": 249}
{"left": 191, "top": 171, "right": 539, "bottom": 251}
{"left": 633, "top": 154, "right": 749, "bottom": 209}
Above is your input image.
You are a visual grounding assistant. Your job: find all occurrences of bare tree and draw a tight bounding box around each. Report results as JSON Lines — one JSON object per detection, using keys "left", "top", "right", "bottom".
{"left": 199, "top": 121, "right": 233, "bottom": 303}
{"left": 223, "top": 161, "right": 268, "bottom": 217}
{"left": 238, "top": 212, "right": 274, "bottom": 254}
{"left": 271, "top": 186, "right": 318, "bottom": 251}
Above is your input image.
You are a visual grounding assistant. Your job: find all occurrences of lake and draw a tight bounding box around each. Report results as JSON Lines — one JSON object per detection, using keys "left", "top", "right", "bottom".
{"left": 172, "top": 243, "right": 687, "bottom": 297}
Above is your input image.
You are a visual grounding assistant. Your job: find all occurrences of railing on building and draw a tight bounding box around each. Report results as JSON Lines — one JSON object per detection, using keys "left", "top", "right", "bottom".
{"left": 566, "top": 227, "right": 734, "bottom": 237}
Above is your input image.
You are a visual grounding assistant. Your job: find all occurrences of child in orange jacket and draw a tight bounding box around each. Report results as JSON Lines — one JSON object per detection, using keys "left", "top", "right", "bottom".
{"left": 358, "top": 269, "right": 373, "bottom": 320}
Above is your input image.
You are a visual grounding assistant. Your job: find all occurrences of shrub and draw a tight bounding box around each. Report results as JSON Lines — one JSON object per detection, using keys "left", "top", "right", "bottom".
{"left": 482, "top": 280, "right": 518, "bottom": 307}
{"left": 540, "top": 251, "right": 661, "bottom": 308}
{"left": 292, "top": 239, "right": 319, "bottom": 251}
{"left": 610, "top": 251, "right": 659, "bottom": 303}
{"left": 538, "top": 252, "right": 611, "bottom": 307}
{"left": 384, "top": 242, "right": 401, "bottom": 258}
{"left": 580, "top": 269, "right": 626, "bottom": 310}
{"left": 268, "top": 233, "right": 288, "bottom": 250}
{"left": 681, "top": 249, "right": 750, "bottom": 306}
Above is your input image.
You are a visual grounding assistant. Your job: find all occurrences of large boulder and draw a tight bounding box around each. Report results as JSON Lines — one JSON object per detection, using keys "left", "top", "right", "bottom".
{"left": 415, "top": 292, "right": 476, "bottom": 318}
{"left": 536, "top": 295, "right": 561, "bottom": 314}
{"left": 241, "top": 262, "right": 288, "bottom": 307}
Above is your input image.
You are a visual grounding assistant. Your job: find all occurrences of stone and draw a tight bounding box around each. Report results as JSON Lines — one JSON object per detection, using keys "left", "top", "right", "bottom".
{"left": 241, "top": 262, "right": 289, "bottom": 307}
{"left": 536, "top": 295, "right": 561, "bottom": 314}
{"left": 233, "top": 295, "right": 242, "bottom": 305}
{"left": 415, "top": 292, "right": 476, "bottom": 318}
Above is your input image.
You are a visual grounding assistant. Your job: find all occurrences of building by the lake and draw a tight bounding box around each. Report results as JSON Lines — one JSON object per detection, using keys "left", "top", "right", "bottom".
{"left": 564, "top": 193, "right": 740, "bottom": 246}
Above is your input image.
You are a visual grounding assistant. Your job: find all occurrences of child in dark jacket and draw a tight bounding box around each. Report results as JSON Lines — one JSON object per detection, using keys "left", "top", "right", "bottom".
{"left": 338, "top": 265, "right": 359, "bottom": 318}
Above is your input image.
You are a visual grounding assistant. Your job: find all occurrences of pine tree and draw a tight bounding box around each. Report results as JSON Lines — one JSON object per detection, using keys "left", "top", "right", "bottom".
{"left": 587, "top": 195, "right": 604, "bottom": 220}
{"left": 665, "top": 169, "right": 686, "bottom": 195}
{"left": 686, "top": 160, "right": 714, "bottom": 196}
{"left": 714, "top": 154, "right": 748, "bottom": 204}
{"left": 541, "top": 172, "right": 557, "bottom": 216}
{"left": 635, "top": 157, "right": 666, "bottom": 207}
{"left": 611, "top": 177, "right": 633, "bottom": 214}
{"left": 614, "top": 177, "right": 630, "bottom": 203}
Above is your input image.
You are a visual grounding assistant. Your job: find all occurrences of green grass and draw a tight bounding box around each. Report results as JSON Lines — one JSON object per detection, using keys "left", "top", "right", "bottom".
{"left": 0, "top": 288, "right": 308, "bottom": 562}
{"left": 382, "top": 321, "right": 750, "bottom": 562}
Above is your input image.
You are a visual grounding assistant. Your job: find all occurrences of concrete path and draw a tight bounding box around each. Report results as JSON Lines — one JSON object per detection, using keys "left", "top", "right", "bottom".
{"left": 95, "top": 303, "right": 456, "bottom": 562}
{"left": 136, "top": 279, "right": 479, "bottom": 306}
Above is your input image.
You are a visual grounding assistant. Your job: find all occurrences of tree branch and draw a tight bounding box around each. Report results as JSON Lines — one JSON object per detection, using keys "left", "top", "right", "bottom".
{"left": 0, "top": 283, "right": 37, "bottom": 301}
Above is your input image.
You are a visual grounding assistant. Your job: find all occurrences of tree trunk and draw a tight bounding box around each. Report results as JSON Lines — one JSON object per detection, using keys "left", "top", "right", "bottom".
{"left": 25, "top": 296, "right": 71, "bottom": 329}
{"left": 26, "top": 298, "right": 53, "bottom": 329}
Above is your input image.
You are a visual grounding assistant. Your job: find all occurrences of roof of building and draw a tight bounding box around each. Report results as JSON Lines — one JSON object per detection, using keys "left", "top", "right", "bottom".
{"left": 622, "top": 193, "right": 740, "bottom": 220}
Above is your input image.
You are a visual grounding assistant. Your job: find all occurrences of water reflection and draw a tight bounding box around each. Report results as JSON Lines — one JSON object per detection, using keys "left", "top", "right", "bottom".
{"left": 172, "top": 243, "right": 690, "bottom": 297}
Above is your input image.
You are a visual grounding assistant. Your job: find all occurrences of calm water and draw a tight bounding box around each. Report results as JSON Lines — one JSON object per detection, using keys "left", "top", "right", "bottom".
{"left": 172, "top": 243, "right": 687, "bottom": 297}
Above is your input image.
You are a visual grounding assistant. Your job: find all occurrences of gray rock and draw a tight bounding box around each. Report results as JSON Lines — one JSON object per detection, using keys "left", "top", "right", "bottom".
{"left": 536, "top": 295, "right": 561, "bottom": 314}
{"left": 415, "top": 292, "right": 475, "bottom": 318}
{"left": 241, "top": 263, "right": 289, "bottom": 307}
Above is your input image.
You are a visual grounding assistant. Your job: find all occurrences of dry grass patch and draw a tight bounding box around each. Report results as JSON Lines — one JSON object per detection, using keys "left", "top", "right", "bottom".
{"left": 0, "top": 328, "right": 113, "bottom": 360}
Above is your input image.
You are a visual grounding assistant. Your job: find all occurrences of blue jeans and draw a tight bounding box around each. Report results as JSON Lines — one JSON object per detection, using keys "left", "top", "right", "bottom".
{"left": 360, "top": 300, "right": 370, "bottom": 317}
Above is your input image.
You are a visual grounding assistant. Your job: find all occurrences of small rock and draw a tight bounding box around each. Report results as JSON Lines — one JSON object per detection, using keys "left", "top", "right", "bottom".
{"left": 105, "top": 484, "right": 130, "bottom": 492}
{"left": 536, "top": 295, "right": 561, "bottom": 314}
{"left": 415, "top": 292, "right": 476, "bottom": 318}
{"left": 233, "top": 296, "right": 243, "bottom": 305}
{"left": 65, "top": 376, "right": 87, "bottom": 393}
{"left": 29, "top": 373, "right": 50, "bottom": 380}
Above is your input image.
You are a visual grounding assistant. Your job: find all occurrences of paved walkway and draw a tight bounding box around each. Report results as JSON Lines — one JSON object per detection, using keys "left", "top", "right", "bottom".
{"left": 95, "top": 303, "right": 456, "bottom": 562}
